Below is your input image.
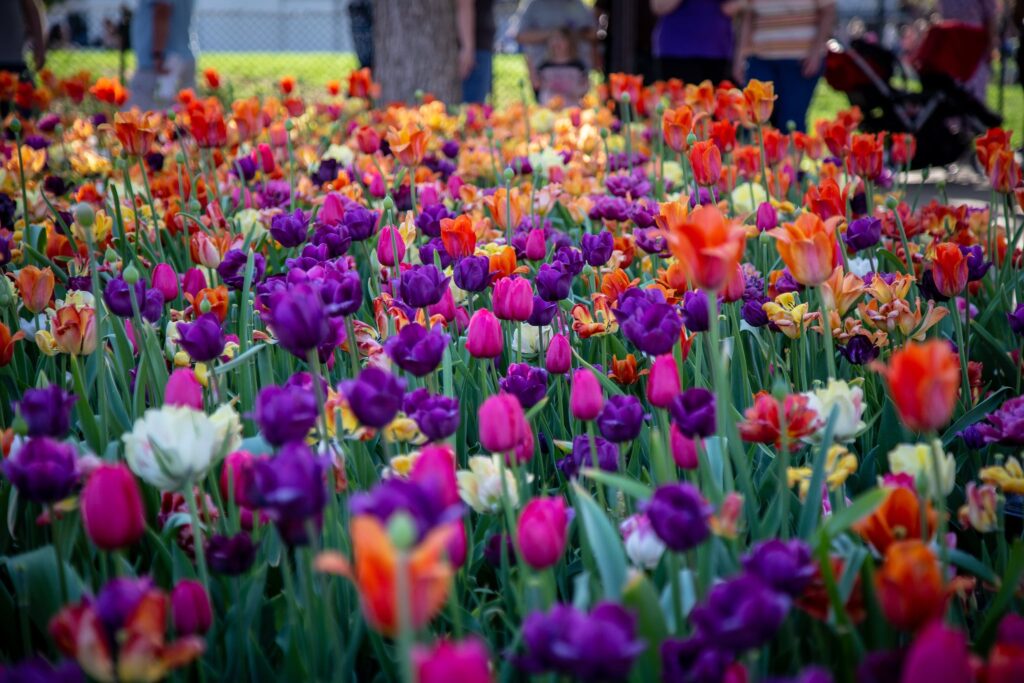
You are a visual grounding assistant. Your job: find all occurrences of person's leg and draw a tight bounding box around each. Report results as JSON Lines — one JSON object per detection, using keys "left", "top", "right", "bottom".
{"left": 462, "top": 50, "right": 493, "bottom": 103}
{"left": 774, "top": 59, "right": 819, "bottom": 132}
{"left": 126, "top": 68, "right": 158, "bottom": 111}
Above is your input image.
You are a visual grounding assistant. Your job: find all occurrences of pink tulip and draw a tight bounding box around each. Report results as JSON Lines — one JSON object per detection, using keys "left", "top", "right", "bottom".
{"left": 525, "top": 228, "right": 547, "bottom": 260}
{"left": 517, "top": 496, "right": 568, "bottom": 569}
{"left": 647, "top": 354, "right": 680, "bottom": 408}
{"left": 670, "top": 424, "right": 699, "bottom": 470}
{"left": 80, "top": 464, "right": 145, "bottom": 551}
{"left": 171, "top": 580, "right": 213, "bottom": 635}
{"left": 164, "top": 368, "right": 203, "bottom": 410}
{"left": 570, "top": 368, "right": 603, "bottom": 421}
{"left": 377, "top": 225, "right": 406, "bottom": 267}
{"left": 492, "top": 277, "right": 533, "bottom": 322}
{"left": 478, "top": 393, "right": 527, "bottom": 453}
{"left": 466, "top": 309, "right": 502, "bottom": 359}
{"left": 545, "top": 333, "right": 571, "bottom": 374}
{"left": 152, "top": 263, "right": 179, "bottom": 301}
{"left": 414, "top": 638, "right": 492, "bottom": 683}
{"left": 410, "top": 445, "right": 459, "bottom": 507}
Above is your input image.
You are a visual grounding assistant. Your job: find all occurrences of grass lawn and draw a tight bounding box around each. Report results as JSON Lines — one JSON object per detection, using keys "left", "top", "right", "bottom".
{"left": 45, "top": 50, "right": 1022, "bottom": 144}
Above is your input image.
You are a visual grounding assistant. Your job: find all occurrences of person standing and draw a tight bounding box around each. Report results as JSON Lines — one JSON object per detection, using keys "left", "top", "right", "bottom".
{"left": 0, "top": 0, "right": 46, "bottom": 78}
{"left": 514, "top": 0, "right": 597, "bottom": 93}
{"left": 650, "top": 0, "right": 735, "bottom": 85}
{"left": 127, "top": 0, "right": 196, "bottom": 111}
{"left": 460, "top": 0, "right": 496, "bottom": 103}
{"left": 734, "top": 0, "right": 836, "bottom": 130}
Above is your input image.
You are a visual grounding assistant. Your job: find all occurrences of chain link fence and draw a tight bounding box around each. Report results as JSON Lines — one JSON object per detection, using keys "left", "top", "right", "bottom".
{"left": 42, "top": 0, "right": 531, "bottom": 105}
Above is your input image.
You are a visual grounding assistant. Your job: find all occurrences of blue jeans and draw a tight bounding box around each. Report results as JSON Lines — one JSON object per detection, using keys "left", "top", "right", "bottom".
{"left": 745, "top": 57, "right": 819, "bottom": 132}
{"left": 462, "top": 50, "right": 494, "bottom": 104}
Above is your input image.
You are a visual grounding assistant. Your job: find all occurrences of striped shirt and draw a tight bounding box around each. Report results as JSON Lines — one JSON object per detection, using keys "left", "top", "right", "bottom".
{"left": 749, "top": 0, "right": 835, "bottom": 59}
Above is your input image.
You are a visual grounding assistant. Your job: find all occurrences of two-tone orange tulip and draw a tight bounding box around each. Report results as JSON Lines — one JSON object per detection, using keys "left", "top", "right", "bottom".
{"left": 15, "top": 266, "right": 55, "bottom": 314}
{"left": 386, "top": 124, "right": 431, "bottom": 168}
{"left": 111, "top": 110, "right": 159, "bottom": 157}
{"left": 769, "top": 213, "right": 840, "bottom": 286}
{"left": 876, "top": 540, "right": 946, "bottom": 631}
{"left": 482, "top": 187, "right": 529, "bottom": 233}
{"left": 52, "top": 304, "right": 97, "bottom": 356}
{"left": 743, "top": 79, "right": 776, "bottom": 125}
{"left": 661, "top": 106, "right": 694, "bottom": 152}
{"left": 873, "top": 340, "right": 960, "bottom": 432}
{"left": 657, "top": 203, "right": 746, "bottom": 291}
{"left": 931, "top": 243, "right": 969, "bottom": 298}
{"left": 688, "top": 140, "right": 722, "bottom": 187}
{"left": 315, "top": 515, "right": 453, "bottom": 636}
{"left": 855, "top": 486, "right": 937, "bottom": 554}
{"left": 0, "top": 322, "right": 25, "bottom": 367}
{"left": 440, "top": 215, "right": 477, "bottom": 259}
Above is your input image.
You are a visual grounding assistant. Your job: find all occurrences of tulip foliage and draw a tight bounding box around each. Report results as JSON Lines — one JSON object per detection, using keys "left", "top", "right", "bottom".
{"left": 1, "top": 68, "right": 1023, "bottom": 683}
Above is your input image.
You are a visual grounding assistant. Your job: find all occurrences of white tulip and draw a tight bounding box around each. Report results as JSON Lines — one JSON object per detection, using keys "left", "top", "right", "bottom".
{"left": 123, "top": 404, "right": 231, "bottom": 490}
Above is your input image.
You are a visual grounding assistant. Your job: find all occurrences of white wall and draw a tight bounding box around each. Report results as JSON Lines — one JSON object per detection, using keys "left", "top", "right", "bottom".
{"left": 51, "top": 0, "right": 355, "bottom": 52}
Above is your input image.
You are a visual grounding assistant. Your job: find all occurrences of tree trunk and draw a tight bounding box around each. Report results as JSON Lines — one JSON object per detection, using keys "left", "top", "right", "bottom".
{"left": 373, "top": 0, "right": 459, "bottom": 104}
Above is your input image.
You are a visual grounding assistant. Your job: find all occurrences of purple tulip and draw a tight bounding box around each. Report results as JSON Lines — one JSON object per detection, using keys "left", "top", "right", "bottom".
{"left": 416, "top": 203, "right": 453, "bottom": 238}
{"left": 319, "top": 267, "right": 363, "bottom": 317}
{"left": 217, "top": 249, "right": 266, "bottom": 290}
{"left": 741, "top": 539, "right": 815, "bottom": 597}
{"left": 95, "top": 577, "right": 152, "bottom": 633}
{"left": 582, "top": 231, "right": 614, "bottom": 267}
{"left": 385, "top": 323, "right": 449, "bottom": 377}
{"left": 17, "top": 385, "right": 76, "bottom": 437}
{"left": 339, "top": 367, "right": 407, "bottom": 428}
{"left": 453, "top": 255, "right": 491, "bottom": 292}
{"left": 311, "top": 221, "right": 353, "bottom": 257}
{"left": 1009, "top": 303, "right": 1024, "bottom": 335}
{"left": 756, "top": 201, "right": 778, "bottom": 232}
{"left": 669, "top": 388, "right": 716, "bottom": 438}
{"left": 176, "top": 313, "right": 226, "bottom": 362}
{"left": 661, "top": 636, "right": 735, "bottom": 683}
{"left": 535, "top": 263, "right": 573, "bottom": 302}
{"left": 419, "top": 237, "right": 453, "bottom": 270}
{"left": 270, "top": 209, "right": 310, "bottom": 248}
{"left": 681, "top": 290, "right": 710, "bottom": 332}
{"left": 559, "top": 434, "right": 619, "bottom": 478}
{"left": 500, "top": 363, "right": 549, "bottom": 409}
{"left": 839, "top": 335, "right": 880, "bottom": 365}
{"left": 976, "top": 395, "right": 1024, "bottom": 446}
{"left": 689, "top": 574, "right": 791, "bottom": 651}
{"left": 349, "top": 477, "right": 457, "bottom": 541}
{"left": 206, "top": 532, "right": 257, "bottom": 575}
{"left": 615, "top": 288, "right": 683, "bottom": 356}
{"left": 254, "top": 384, "right": 319, "bottom": 446}
{"left": 518, "top": 602, "right": 645, "bottom": 681}
{"left": 554, "top": 246, "right": 585, "bottom": 276}
{"left": 2, "top": 437, "right": 78, "bottom": 504}
{"left": 244, "top": 441, "right": 327, "bottom": 546}
{"left": 399, "top": 265, "right": 450, "bottom": 308}
{"left": 103, "top": 276, "right": 146, "bottom": 318}
{"left": 646, "top": 482, "right": 712, "bottom": 552}
{"left": 342, "top": 205, "right": 379, "bottom": 241}
{"left": 266, "top": 283, "right": 330, "bottom": 358}
{"left": 409, "top": 393, "right": 460, "bottom": 442}
{"left": 597, "top": 395, "right": 645, "bottom": 443}
{"left": 844, "top": 216, "right": 882, "bottom": 252}
{"left": 0, "top": 657, "right": 83, "bottom": 683}
{"left": 742, "top": 297, "right": 770, "bottom": 327}
{"left": 961, "top": 244, "right": 991, "bottom": 282}
{"left": 635, "top": 228, "right": 667, "bottom": 255}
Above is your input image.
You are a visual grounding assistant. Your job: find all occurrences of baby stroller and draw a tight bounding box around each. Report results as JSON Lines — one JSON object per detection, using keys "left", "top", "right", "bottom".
{"left": 824, "top": 21, "right": 1002, "bottom": 168}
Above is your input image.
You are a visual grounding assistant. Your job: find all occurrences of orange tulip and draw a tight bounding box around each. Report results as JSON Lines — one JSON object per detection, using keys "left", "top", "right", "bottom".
{"left": 876, "top": 540, "right": 947, "bottom": 632}
{"left": 0, "top": 322, "right": 25, "bottom": 367}
{"left": 847, "top": 133, "right": 884, "bottom": 181}
{"left": 188, "top": 286, "right": 230, "bottom": 323}
{"left": 873, "top": 340, "right": 960, "bottom": 432}
{"left": 931, "top": 242, "right": 969, "bottom": 298}
{"left": 662, "top": 106, "right": 694, "bottom": 152}
{"left": 203, "top": 68, "right": 221, "bottom": 89}
{"left": 482, "top": 187, "right": 529, "bottom": 233}
{"left": 111, "top": 111, "right": 159, "bottom": 157}
{"left": 440, "top": 215, "right": 477, "bottom": 259}
{"left": 386, "top": 124, "right": 430, "bottom": 168}
{"left": 803, "top": 178, "right": 847, "bottom": 220}
{"left": 743, "top": 79, "right": 776, "bottom": 125}
{"left": 279, "top": 76, "right": 295, "bottom": 95}
{"left": 609, "top": 354, "right": 642, "bottom": 385}
{"left": 855, "top": 486, "right": 937, "bottom": 554}
{"left": 487, "top": 246, "right": 526, "bottom": 282}
{"left": 15, "top": 266, "right": 55, "bottom": 314}
{"left": 348, "top": 67, "right": 375, "bottom": 98}
{"left": 987, "top": 147, "right": 1021, "bottom": 194}
{"left": 231, "top": 98, "right": 263, "bottom": 141}
{"left": 657, "top": 202, "right": 746, "bottom": 291}
{"left": 769, "top": 213, "right": 840, "bottom": 286}
{"left": 52, "top": 304, "right": 97, "bottom": 356}
{"left": 609, "top": 73, "right": 642, "bottom": 103}
{"left": 315, "top": 516, "right": 453, "bottom": 636}
{"left": 738, "top": 390, "right": 819, "bottom": 450}
{"left": 600, "top": 268, "right": 639, "bottom": 304}
{"left": 688, "top": 140, "right": 722, "bottom": 187}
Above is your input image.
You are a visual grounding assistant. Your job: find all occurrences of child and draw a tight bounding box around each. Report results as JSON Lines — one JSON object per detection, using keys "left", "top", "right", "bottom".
{"left": 536, "top": 28, "right": 590, "bottom": 106}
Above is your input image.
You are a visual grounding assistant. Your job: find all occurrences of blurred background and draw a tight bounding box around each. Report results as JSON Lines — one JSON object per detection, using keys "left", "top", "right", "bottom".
{"left": 33, "top": 0, "right": 1024, "bottom": 136}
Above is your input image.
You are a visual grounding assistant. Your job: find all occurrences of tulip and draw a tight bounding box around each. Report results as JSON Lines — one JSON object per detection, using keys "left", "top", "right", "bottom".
{"left": 873, "top": 340, "right": 960, "bottom": 432}
{"left": 493, "top": 276, "right": 534, "bottom": 321}
{"left": 465, "top": 309, "right": 502, "bottom": 359}
{"left": 647, "top": 482, "right": 712, "bottom": 552}
{"left": 206, "top": 532, "right": 257, "bottom": 575}
{"left": 646, "top": 354, "right": 681, "bottom": 408}
{"left": 414, "top": 638, "right": 492, "bottom": 683}
{"left": 0, "top": 321, "right": 26, "bottom": 366}
{"left": 356, "top": 125, "right": 380, "bottom": 154}
{"left": 688, "top": 140, "right": 722, "bottom": 187}
{"left": 620, "top": 513, "right": 666, "bottom": 569}
{"left": 245, "top": 442, "right": 327, "bottom": 546}
{"left": 743, "top": 79, "right": 776, "bottom": 125}
{"left": 81, "top": 464, "right": 145, "bottom": 550}
{"left": 182, "top": 268, "right": 208, "bottom": 298}
{"left": 454, "top": 255, "right": 490, "bottom": 292}
{"left": 670, "top": 424, "right": 698, "bottom": 469}
{"left": 376, "top": 225, "right": 406, "bottom": 267}
{"left": 582, "top": 230, "right": 614, "bottom": 267}
{"left": 176, "top": 313, "right": 226, "bottom": 362}
{"left": 477, "top": 393, "right": 528, "bottom": 453}
{"left": 254, "top": 383, "right": 318, "bottom": 445}
{"left": 2, "top": 437, "right": 78, "bottom": 504}
{"left": 164, "top": 368, "right": 204, "bottom": 410}
{"left": 769, "top": 213, "right": 840, "bottom": 286}
{"left": 217, "top": 249, "right": 266, "bottom": 291}
{"left": 930, "top": 242, "right": 969, "bottom": 298}
{"left": 545, "top": 333, "right": 571, "bottom": 374}
{"left": 266, "top": 283, "right": 330, "bottom": 359}
{"left": 441, "top": 214, "right": 477, "bottom": 259}
{"left": 171, "top": 580, "right": 213, "bottom": 635}
{"left": 16, "top": 265, "right": 55, "bottom": 314}
{"left": 876, "top": 540, "right": 946, "bottom": 631}
{"left": 597, "top": 395, "right": 644, "bottom": 443}
{"left": 669, "top": 388, "right": 716, "bottom": 438}
{"left": 755, "top": 201, "right": 778, "bottom": 232}
{"left": 662, "top": 106, "right": 694, "bottom": 153}
{"left": 570, "top": 368, "right": 603, "bottom": 421}
{"left": 524, "top": 228, "right": 547, "bottom": 260}
{"left": 385, "top": 323, "right": 449, "bottom": 377}
{"left": 339, "top": 367, "right": 407, "bottom": 429}
{"left": 400, "top": 264, "right": 451, "bottom": 309}
{"left": 270, "top": 209, "right": 309, "bottom": 248}
{"left": 657, "top": 203, "right": 746, "bottom": 291}
{"left": 517, "top": 496, "right": 568, "bottom": 569}
{"left": 17, "top": 385, "right": 76, "bottom": 437}
{"left": 152, "top": 263, "right": 179, "bottom": 301}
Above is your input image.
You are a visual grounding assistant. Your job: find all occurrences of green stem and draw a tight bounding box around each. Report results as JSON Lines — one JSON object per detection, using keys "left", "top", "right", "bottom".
{"left": 185, "top": 483, "right": 212, "bottom": 594}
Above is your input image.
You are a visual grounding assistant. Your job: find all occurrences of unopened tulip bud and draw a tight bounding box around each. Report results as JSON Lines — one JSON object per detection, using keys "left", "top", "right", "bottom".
{"left": 545, "top": 334, "right": 571, "bottom": 374}
{"left": 570, "top": 368, "right": 603, "bottom": 421}
{"left": 388, "top": 511, "right": 417, "bottom": 550}
{"left": 73, "top": 202, "right": 95, "bottom": 228}
{"left": 122, "top": 263, "right": 140, "bottom": 285}
{"left": 81, "top": 464, "right": 145, "bottom": 550}
{"left": 647, "top": 354, "right": 681, "bottom": 408}
{"left": 172, "top": 580, "right": 213, "bottom": 635}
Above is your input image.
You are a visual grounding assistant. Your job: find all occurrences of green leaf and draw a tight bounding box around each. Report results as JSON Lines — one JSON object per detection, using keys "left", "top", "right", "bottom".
{"left": 798, "top": 407, "right": 839, "bottom": 539}
{"left": 623, "top": 572, "right": 668, "bottom": 683}
{"left": 580, "top": 468, "right": 652, "bottom": 500}
{"left": 817, "top": 488, "right": 886, "bottom": 542}
{"left": 977, "top": 541, "right": 1024, "bottom": 650}
{"left": 947, "top": 548, "right": 999, "bottom": 585}
{"left": 572, "top": 484, "right": 628, "bottom": 600}
{"left": 0, "top": 546, "right": 86, "bottom": 632}
{"left": 941, "top": 387, "right": 1008, "bottom": 447}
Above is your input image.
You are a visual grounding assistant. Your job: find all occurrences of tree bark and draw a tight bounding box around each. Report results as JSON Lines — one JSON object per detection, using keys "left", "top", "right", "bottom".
{"left": 373, "top": 0, "right": 459, "bottom": 104}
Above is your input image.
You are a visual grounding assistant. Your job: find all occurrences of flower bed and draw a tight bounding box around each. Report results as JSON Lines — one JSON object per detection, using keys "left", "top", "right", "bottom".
{"left": 1, "top": 68, "right": 1023, "bottom": 682}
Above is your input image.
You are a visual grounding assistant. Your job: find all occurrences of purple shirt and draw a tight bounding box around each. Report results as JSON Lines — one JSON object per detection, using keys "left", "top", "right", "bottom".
{"left": 653, "top": 0, "right": 734, "bottom": 60}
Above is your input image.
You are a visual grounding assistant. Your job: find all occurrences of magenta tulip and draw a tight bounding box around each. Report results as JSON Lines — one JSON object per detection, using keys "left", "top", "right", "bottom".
{"left": 80, "top": 464, "right": 145, "bottom": 551}
{"left": 517, "top": 496, "right": 568, "bottom": 569}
